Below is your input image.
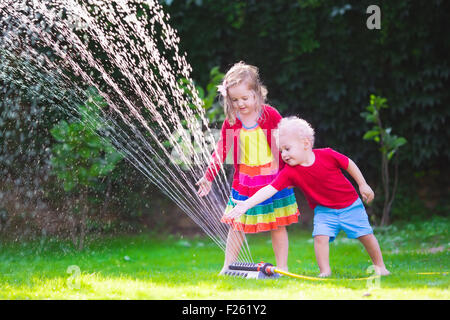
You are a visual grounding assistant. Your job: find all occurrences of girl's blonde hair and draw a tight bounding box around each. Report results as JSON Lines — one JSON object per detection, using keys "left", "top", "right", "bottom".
{"left": 218, "top": 61, "right": 268, "bottom": 125}
{"left": 278, "top": 116, "right": 315, "bottom": 147}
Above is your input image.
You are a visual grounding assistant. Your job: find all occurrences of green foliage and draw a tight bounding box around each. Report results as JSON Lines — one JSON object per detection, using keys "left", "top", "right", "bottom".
{"left": 361, "top": 95, "right": 407, "bottom": 161}
{"left": 50, "top": 89, "right": 124, "bottom": 193}
{"left": 164, "top": 0, "right": 450, "bottom": 173}
{"left": 197, "top": 66, "right": 226, "bottom": 126}
{"left": 179, "top": 66, "right": 225, "bottom": 126}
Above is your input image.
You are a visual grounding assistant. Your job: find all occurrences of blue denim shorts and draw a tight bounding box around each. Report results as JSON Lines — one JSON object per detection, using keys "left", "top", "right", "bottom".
{"left": 312, "top": 198, "right": 373, "bottom": 242}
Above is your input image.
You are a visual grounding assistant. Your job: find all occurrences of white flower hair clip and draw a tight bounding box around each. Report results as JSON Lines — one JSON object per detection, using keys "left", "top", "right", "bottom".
{"left": 217, "top": 82, "right": 227, "bottom": 97}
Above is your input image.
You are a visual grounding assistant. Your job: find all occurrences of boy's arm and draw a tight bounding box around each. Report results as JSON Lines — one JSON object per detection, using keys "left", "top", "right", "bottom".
{"left": 225, "top": 185, "right": 278, "bottom": 219}
{"left": 346, "top": 159, "right": 375, "bottom": 204}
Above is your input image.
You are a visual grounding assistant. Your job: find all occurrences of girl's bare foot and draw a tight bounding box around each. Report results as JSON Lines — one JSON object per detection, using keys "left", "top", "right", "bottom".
{"left": 375, "top": 267, "right": 390, "bottom": 276}
{"left": 318, "top": 271, "right": 331, "bottom": 278}
{"left": 275, "top": 266, "right": 288, "bottom": 272}
{"left": 219, "top": 267, "right": 228, "bottom": 276}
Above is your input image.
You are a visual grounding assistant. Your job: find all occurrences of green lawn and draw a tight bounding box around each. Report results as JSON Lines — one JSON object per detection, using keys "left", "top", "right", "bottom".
{"left": 0, "top": 217, "right": 448, "bottom": 299}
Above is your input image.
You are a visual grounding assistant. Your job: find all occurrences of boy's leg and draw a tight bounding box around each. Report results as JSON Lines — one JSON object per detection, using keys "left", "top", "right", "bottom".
{"left": 271, "top": 226, "right": 289, "bottom": 271}
{"left": 357, "top": 234, "right": 390, "bottom": 275}
{"left": 220, "top": 228, "right": 245, "bottom": 274}
{"left": 312, "top": 207, "right": 338, "bottom": 277}
{"left": 314, "top": 235, "right": 332, "bottom": 277}
{"left": 338, "top": 198, "right": 389, "bottom": 275}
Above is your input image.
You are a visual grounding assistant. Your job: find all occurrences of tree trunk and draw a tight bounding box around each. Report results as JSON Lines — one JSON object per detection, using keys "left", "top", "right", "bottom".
{"left": 380, "top": 153, "right": 400, "bottom": 226}
{"left": 383, "top": 154, "right": 400, "bottom": 226}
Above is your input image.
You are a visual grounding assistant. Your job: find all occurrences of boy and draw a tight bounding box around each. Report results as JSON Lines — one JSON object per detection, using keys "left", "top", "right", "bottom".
{"left": 226, "top": 117, "right": 390, "bottom": 277}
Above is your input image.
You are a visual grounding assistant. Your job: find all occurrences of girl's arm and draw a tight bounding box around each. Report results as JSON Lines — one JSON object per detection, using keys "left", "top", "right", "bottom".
{"left": 225, "top": 185, "right": 278, "bottom": 218}
{"left": 346, "top": 159, "right": 375, "bottom": 204}
{"left": 197, "top": 122, "right": 232, "bottom": 197}
{"left": 203, "top": 121, "right": 233, "bottom": 182}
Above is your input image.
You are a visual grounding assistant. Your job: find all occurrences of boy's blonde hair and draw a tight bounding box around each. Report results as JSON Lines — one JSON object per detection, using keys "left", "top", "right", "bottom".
{"left": 218, "top": 61, "right": 268, "bottom": 125}
{"left": 278, "top": 116, "right": 315, "bottom": 147}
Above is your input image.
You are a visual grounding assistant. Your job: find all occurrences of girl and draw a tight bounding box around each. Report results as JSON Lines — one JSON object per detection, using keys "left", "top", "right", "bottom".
{"left": 196, "top": 62, "right": 300, "bottom": 273}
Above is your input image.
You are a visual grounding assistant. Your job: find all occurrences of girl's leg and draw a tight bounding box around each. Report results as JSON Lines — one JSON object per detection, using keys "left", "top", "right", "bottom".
{"left": 271, "top": 226, "right": 289, "bottom": 271}
{"left": 358, "top": 234, "right": 390, "bottom": 275}
{"left": 220, "top": 228, "right": 245, "bottom": 274}
{"left": 314, "top": 235, "right": 332, "bottom": 277}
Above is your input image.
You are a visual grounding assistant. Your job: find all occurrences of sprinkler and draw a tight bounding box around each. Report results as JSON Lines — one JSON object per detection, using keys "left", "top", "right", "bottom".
{"left": 223, "top": 262, "right": 279, "bottom": 279}
{"left": 224, "top": 262, "right": 329, "bottom": 280}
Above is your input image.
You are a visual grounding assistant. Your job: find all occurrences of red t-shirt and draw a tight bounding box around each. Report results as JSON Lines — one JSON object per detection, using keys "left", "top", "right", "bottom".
{"left": 271, "top": 148, "right": 359, "bottom": 209}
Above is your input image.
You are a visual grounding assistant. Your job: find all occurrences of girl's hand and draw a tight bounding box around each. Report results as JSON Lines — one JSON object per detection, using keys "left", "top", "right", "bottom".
{"left": 196, "top": 177, "right": 212, "bottom": 197}
{"left": 359, "top": 183, "right": 375, "bottom": 204}
{"left": 224, "top": 199, "right": 249, "bottom": 219}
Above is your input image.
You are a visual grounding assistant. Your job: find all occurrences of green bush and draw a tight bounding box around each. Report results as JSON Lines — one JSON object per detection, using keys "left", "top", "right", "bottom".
{"left": 50, "top": 89, "right": 123, "bottom": 192}
{"left": 50, "top": 88, "right": 124, "bottom": 248}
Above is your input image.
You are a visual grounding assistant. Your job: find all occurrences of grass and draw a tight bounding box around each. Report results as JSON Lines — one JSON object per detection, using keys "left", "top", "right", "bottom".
{"left": 0, "top": 217, "right": 448, "bottom": 300}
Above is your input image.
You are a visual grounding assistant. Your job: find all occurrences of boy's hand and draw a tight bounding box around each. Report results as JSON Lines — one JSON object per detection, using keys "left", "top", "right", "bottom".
{"left": 346, "top": 159, "right": 374, "bottom": 204}
{"left": 359, "top": 183, "right": 374, "bottom": 204}
{"left": 224, "top": 199, "right": 250, "bottom": 219}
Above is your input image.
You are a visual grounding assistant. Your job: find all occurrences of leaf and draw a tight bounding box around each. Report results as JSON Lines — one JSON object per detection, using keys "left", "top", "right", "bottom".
{"left": 196, "top": 86, "right": 205, "bottom": 99}
{"left": 78, "top": 167, "right": 89, "bottom": 181}
{"left": 209, "top": 66, "right": 220, "bottom": 77}
{"left": 99, "top": 163, "right": 115, "bottom": 175}
{"left": 89, "top": 163, "right": 102, "bottom": 176}
{"left": 56, "top": 170, "right": 68, "bottom": 180}
{"left": 79, "top": 147, "right": 94, "bottom": 159}
{"left": 363, "top": 130, "right": 380, "bottom": 140}
{"left": 104, "top": 151, "right": 124, "bottom": 165}
{"left": 394, "top": 137, "right": 407, "bottom": 148}
{"left": 50, "top": 121, "right": 69, "bottom": 142}
{"left": 85, "top": 135, "right": 103, "bottom": 149}
{"left": 387, "top": 149, "right": 396, "bottom": 160}
{"left": 62, "top": 143, "right": 74, "bottom": 152}
{"left": 63, "top": 180, "right": 76, "bottom": 192}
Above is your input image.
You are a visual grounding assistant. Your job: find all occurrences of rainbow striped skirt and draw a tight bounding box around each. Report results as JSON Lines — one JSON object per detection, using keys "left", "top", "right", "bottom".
{"left": 222, "top": 162, "right": 300, "bottom": 233}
